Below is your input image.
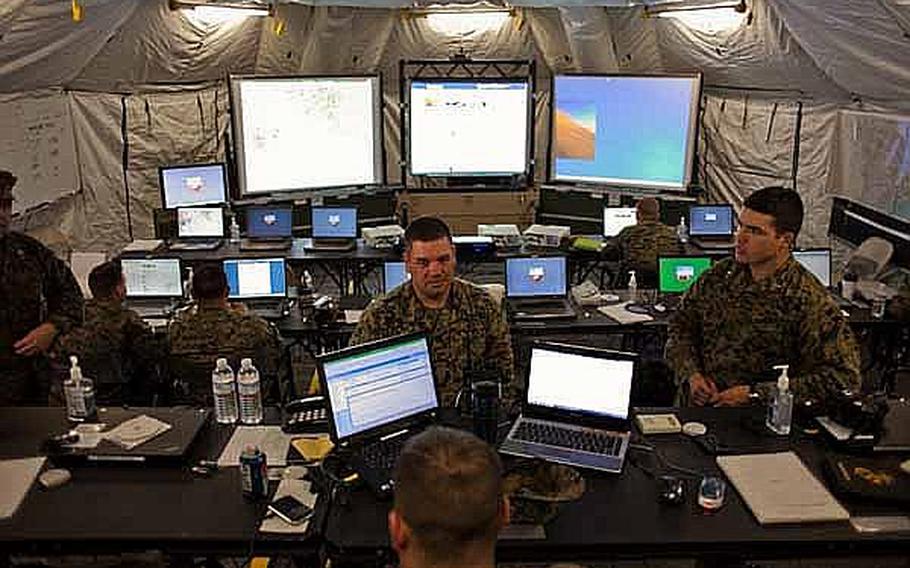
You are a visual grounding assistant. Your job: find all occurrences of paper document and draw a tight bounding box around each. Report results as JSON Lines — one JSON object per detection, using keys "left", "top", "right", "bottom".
{"left": 259, "top": 477, "right": 315, "bottom": 534}
{"left": 218, "top": 426, "right": 294, "bottom": 467}
{"left": 597, "top": 302, "right": 653, "bottom": 324}
{"left": 717, "top": 452, "right": 849, "bottom": 525}
{"left": 0, "top": 457, "right": 46, "bottom": 520}
{"left": 104, "top": 415, "right": 172, "bottom": 450}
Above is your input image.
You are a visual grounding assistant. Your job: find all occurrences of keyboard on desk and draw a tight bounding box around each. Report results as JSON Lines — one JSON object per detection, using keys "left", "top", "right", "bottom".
{"left": 244, "top": 301, "right": 285, "bottom": 320}
{"left": 353, "top": 433, "right": 410, "bottom": 496}
{"left": 168, "top": 239, "right": 223, "bottom": 251}
{"left": 511, "top": 419, "right": 623, "bottom": 457}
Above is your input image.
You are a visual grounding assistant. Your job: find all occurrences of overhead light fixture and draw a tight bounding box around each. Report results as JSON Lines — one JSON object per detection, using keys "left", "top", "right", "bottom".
{"left": 645, "top": 0, "right": 747, "bottom": 32}
{"left": 170, "top": 0, "right": 274, "bottom": 24}
{"left": 407, "top": 2, "right": 514, "bottom": 36}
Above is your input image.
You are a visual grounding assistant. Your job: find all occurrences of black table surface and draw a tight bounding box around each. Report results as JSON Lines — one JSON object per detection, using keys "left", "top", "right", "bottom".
{"left": 322, "top": 407, "right": 910, "bottom": 563}
{"left": 0, "top": 407, "right": 321, "bottom": 557}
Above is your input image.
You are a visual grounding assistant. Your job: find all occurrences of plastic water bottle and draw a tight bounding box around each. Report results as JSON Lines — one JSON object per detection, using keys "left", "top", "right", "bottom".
{"left": 677, "top": 217, "right": 688, "bottom": 244}
{"left": 237, "top": 358, "right": 263, "bottom": 425}
{"left": 212, "top": 358, "right": 238, "bottom": 424}
{"left": 229, "top": 215, "right": 241, "bottom": 244}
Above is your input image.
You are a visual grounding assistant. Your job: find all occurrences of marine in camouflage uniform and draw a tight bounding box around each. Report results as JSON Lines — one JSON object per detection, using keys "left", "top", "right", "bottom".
{"left": 350, "top": 277, "right": 514, "bottom": 407}
{"left": 603, "top": 198, "right": 682, "bottom": 286}
{"left": 667, "top": 252, "right": 861, "bottom": 404}
{"left": 168, "top": 304, "right": 282, "bottom": 406}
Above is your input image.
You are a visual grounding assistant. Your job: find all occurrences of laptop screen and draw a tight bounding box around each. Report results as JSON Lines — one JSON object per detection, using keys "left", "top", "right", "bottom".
{"left": 603, "top": 207, "right": 637, "bottom": 238}
{"left": 223, "top": 258, "right": 287, "bottom": 299}
{"left": 177, "top": 207, "right": 224, "bottom": 238}
{"left": 793, "top": 249, "right": 831, "bottom": 287}
{"left": 322, "top": 335, "right": 437, "bottom": 439}
{"left": 383, "top": 261, "right": 410, "bottom": 293}
{"left": 527, "top": 346, "right": 634, "bottom": 421}
{"left": 659, "top": 256, "right": 712, "bottom": 294}
{"left": 122, "top": 258, "right": 183, "bottom": 298}
{"left": 689, "top": 205, "right": 734, "bottom": 237}
{"left": 506, "top": 257, "right": 567, "bottom": 298}
{"left": 246, "top": 206, "right": 293, "bottom": 238}
{"left": 312, "top": 207, "right": 357, "bottom": 238}
{"left": 160, "top": 163, "right": 227, "bottom": 209}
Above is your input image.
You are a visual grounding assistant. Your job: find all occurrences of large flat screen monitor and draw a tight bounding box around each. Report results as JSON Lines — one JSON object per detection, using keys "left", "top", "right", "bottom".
{"left": 551, "top": 74, "right": 701, "bottom": 191}
{"left": 408, "top": 79, "right": 530, "bottom": 177}
{"left": 231, "top": 75, "right": 383, "bottom": 195}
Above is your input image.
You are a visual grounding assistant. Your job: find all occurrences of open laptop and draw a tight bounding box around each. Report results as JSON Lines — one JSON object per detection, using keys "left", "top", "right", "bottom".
{"left": 499, "top": 342, "right": 637, "bottom": 473}
{"left": 793, "top": 248, "right": 832, "bottom": 288}
{"left": 169, "top": 206, "right": 224, "bottom": 251}
{"left": 658, "top": 255, "right": 713, "bottom": 306}
{"left": 318, "top": 333, "right": 439, "bottom": 497}
{"left": 241, "top": 205, "right": 293, "bottom": 251}
{"left": 122, "top": 258, "right": 183, "bottom": 319}
{"left": 159, "top": 163, "right": 228, "bottom": 209}
{"left": 603, "top": 206, "right": 637, "bottom": 238}
{"left": 383, "top": 261, "right": 410, "bottom": 293}
{"left": 689, "top": 204, "right": 735, "bottom": 249}
{"left": 505, "top": 256, "right": 576, "bottom": 320}
{"left": 306, "top": 206, "right": 357, "bottom": 252}
{"left": 223, "top": 257, "right": 287, "bottom": 319}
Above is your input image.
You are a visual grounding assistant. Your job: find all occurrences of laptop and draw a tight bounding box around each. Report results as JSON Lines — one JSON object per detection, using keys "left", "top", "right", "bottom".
{"left": 122, "top": 258, "right": 183, "bottom": 319}
{"left": 159, "top": 163, "right": 228, "bottom": 209}
{"left": 689, "top": 204, "right": 735, "bottom": 249}
{"left": 793, "top": 248, "right": 832, "bottom": 288}
{"left": 306, "top": 206, "right": 357, "bottom": 252}
{"left": 169, "top": 206, "right": 224, "bottom": 251}
{"left": 658, "top": 255, "right": 713, "bottom": 303}
{"left": 383, "top": 261, "right": 410, "bottom": 293}
{"left": 499, "top": 342, "right": 637, "bottom": 473}
{"left": 223, "top": 257, "right": 287, "bottom": 319}
{"left": 318, "top": 333, "right": 439, "bottom": 497}
{"left": 240, "top": 205, "right": 293, "bottom": 251}
{"left": 603, "top": 206, "right": 637, "bottom": 238}
{"left": 505, "top": 256, "right": 576, "bottom": 320}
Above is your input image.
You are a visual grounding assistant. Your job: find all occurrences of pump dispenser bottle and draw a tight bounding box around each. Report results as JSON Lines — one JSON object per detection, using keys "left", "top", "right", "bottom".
{"left": 766, "top": 364, "right": 793, "bottom": 435}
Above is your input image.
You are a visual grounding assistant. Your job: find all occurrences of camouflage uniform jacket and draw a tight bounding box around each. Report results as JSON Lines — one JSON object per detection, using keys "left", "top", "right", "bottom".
{"left": 666, "top": 256, "right": 861, "bottom": 403}
{"left": 349, "top": 278, "right": 514, "bottom": 407}
{"left": 0, "top": 232, "right": 83, "bottom": 405}
{"left": 610, "top": 221, "right": 683, "bottom": 277}
{"left": 168, "top": 304, "right": 281, "bottom": 404}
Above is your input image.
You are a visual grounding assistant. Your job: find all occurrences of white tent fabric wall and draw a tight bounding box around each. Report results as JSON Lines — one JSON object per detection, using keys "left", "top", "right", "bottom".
{"left": 0, "top": 0, "right": 908, "bottom": 255}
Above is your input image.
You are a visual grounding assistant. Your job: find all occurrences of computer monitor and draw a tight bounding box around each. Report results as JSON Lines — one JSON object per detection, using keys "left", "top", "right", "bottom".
{"left": 383, "top": 261, "right": 409, "bottom": 293}
{"left": 320, "top": 334, "right": 437, "bottom": 439}
{"left": 223, "top": 258, "right": 287, "bottom": 299}
{"left": 506, "top": 257, "right": 568, "bottom": 298}
{"left": 311, "top": 207, "right": 357, "bottom": 238}
{"left": 176, "top": 207, "right": 224, "bottom": 238}
{"left": 121, "top": 258, "right": 183, "bottom": 298}
{"left": 246, "top": 206, "right": 293, "bottom": 238}
{"left": 793, "top": 248, "right": 832, "bottom": 288}
{"left": 159, "top": 163, "right": 228, "bottom": 209}
{"left": 603, "top": 207, "right": 637, "bottom": 237}
{"left": 689, "top": 205, "right": 734, "bottom": 237}
{"left": 658, "top": 256, "right": 712, "bottom": 294}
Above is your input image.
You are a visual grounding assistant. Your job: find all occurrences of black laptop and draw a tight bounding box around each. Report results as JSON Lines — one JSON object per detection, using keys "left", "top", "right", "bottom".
{"left": 688, "top": 204, "right": 735, "bottom": 250}
{"left": 223, "top": 257, "right": 287, "bottom": 319}
{"left": 505, "top": 256, "right": 576, "bottom": 320}
{"left": 168, "top": 206, "right": 224, "bottom": 251}
{"left": 121, "top": 257, "right": 184, "bottom": 319}
{"left": 317, "top": 332, "right": 439, "bottom": 497}
{"left": 241, "top": 205, "right": 293, "bottom": 251}
{"left": 306, "top": 206, "right": 357, "bottom": 252}
{"left": 499, "top": 342, "right": 637, "bottom": 473}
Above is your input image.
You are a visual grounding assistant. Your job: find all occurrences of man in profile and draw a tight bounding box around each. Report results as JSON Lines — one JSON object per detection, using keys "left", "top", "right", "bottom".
{"left": 667, "top": 186, "right": 861, "bottom": 406}
{"left": 389, "top": 427, "right": 508, "bottom": 568}
{"left": 351, "top": 216, "right": 513, "bottom": 406}
{"left": 605, "top": 197, "right": 682, "bottom": 287}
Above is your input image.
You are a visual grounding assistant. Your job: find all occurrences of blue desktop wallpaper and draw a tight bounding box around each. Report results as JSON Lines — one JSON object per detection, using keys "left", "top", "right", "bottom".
{"left": 161, "top": 164, "right": 226, "bottom": 208}
{"left": 507, "top": 257, "right": 567, "bottom": 297}
{"left": 247, "top": 207, "right": 292, "bottom": 238}
{"left": 312, "top": 207, "right": 357, "bottom": 238}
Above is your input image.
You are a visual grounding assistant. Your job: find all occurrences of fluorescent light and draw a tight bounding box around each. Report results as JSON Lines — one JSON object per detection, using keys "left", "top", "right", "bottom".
{"left": 170, "top": 1, "right": 272, "bottom": 25}
{"left": 425, "top": 10, "right": 511, "bottom": 35}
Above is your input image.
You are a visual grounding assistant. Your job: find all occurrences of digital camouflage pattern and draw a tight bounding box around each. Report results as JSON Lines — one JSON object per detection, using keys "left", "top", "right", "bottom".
{"left": 0, "top": 232, "right": 83, "bottom": 405}
{"left": 55, "top": 299, "right": 161, "bottom": 405}
{"left": 667, "top": 256, "right": 861, "bottom": 403}
{"left": 168, "top": 304, "right": 281, "bottom": 405}
{"left": 350, "top": 278, "right": 514, "bottom": 407}
{"left": 605, "top": 221, "right": 683, "bottom": 281}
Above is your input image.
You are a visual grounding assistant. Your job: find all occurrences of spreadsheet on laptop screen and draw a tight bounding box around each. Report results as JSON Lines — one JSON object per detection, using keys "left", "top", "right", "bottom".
{"left": 122, "top": 258, "right": 182, "bottom": 298}
{"left": 603, "top": 207, "right": 637, "bottom": 237}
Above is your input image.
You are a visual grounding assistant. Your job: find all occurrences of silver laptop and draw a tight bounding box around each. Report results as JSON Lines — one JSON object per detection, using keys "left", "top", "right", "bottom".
{"left": 505, "top": 256, "right": 576, "bottom": 320}
{"left": 500, "top": 342, "right": 637, "bottom": 473}
{"left": 121, "top": 258, "right": 183, "bottom": 319}
{"left": 223, "top": 258, "right": 287, "bottom": 319}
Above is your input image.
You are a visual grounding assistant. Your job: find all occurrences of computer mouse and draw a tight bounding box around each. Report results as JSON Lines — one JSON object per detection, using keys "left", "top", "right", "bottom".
{"left": 657, "top": 475, "right": 685, "bottom": 505}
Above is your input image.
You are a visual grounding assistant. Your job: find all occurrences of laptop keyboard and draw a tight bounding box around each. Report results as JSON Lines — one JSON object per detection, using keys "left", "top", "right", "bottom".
{"left": 360, "top": 434, "right": 409, "bottom": 472}
{"left": 512, "top": 420, "right": 623, "bottom": 456}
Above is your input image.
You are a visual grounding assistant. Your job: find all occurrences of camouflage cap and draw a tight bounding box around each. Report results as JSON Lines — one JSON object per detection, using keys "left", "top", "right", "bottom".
{"left": 0, "top": 170, "right": 15, "bottom": 198}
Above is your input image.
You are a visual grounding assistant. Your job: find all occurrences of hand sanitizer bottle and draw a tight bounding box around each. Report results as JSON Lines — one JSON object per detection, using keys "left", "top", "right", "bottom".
{"left": 677, "top": 217, "right": 688, "bottom": 244}
{"left": 766, "top": 364, "right": 793, "bottom": 435}
{"left": 64, "top": 356, "right": 97, "bottom": 422}
{"left": 628, "top": 270, "right": 639, "bottom": 303}
{"left": 229, "top": 214, "right": 241, "bottom": 244}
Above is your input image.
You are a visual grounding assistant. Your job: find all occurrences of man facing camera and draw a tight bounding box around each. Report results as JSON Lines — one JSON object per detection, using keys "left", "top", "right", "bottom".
{"left": 666, "top": 186, "right": 861, "bottom": 406}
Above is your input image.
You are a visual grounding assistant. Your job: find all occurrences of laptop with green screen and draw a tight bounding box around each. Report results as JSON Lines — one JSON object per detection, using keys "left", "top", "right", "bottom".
{"left": 659, "top": 256, "right": 712, "bottom": 294}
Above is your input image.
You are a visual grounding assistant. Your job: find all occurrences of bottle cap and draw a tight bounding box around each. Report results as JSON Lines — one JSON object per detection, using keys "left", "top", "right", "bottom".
{"left": 241, "top": 358, "right": 253, "bottom": 368}
{"left": 216, "top": 357, "right": 228, "bottom": 368}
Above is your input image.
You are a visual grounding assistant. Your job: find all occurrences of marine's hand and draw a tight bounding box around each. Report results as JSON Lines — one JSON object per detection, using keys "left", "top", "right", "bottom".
{"left": 14, "top": 322, "right": 58, "bottom": 356}
{"left": 688, "top": 373, "right": 718, "bottom": 406}
{"left": 713, "top": 385, "right": 751, "bottom": 407}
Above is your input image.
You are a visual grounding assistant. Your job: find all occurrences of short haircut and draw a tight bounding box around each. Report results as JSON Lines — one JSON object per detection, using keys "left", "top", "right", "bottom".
{"left": 393, "top": 427, "right": 502, "bottom": 559}
{"left": 192, "top": 263, "right": 228, "bottom": 300}
{"left": 743, "top": 186, "right": 803, "bottom": 239}
{"left": 88, "top": 260, "right": 121, "bottom": 299}
{"left": 404, "top": 216, "right": 452, "bottom": 250}
{"left": 636, "top": 197, "right": 660, "bottom": 222}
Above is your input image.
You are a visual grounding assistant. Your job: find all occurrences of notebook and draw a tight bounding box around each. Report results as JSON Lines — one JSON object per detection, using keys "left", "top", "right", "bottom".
{"left": 122, "top": 258, "right": 183, "bottom": 319}
{"left": 383, "top": 261, "right": 410, "bottom": 293}
{"left": 223, "top": 258, "right": 287, "bottom": 319}
{"left": 241, "top": 205, "right": 293, "bottom": 251}
{"left": 505, "top": 256, "right": 576, "bottom": 320}
{"left": 793, "top": 248, "right": 832, "bottom": 289}
{"left": 169, "top": 206, "right": 224, "bottom": 251}
{"left": 317, "top": 333, "right": 439, "bottom": 497}
{"left": 499, "top": 342, "right": 637, "bottom": 473}
{"left": 689, "top": 204, "right": 735, "bottom": 249}
{"left": 306, "top": 206, "right": 357, "bottom": 252}
{"left": 603, "top": 207, "right": 637, "bottom": 238}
